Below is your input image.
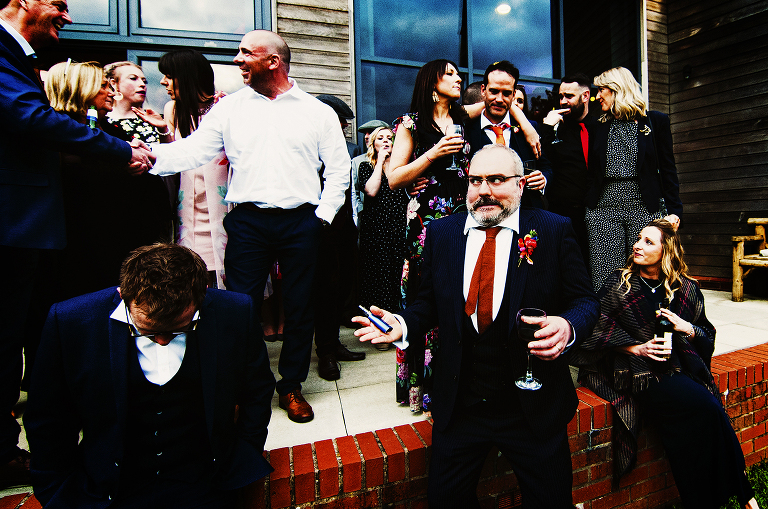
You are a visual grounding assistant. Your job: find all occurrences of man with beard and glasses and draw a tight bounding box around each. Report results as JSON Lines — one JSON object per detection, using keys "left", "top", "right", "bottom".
{"left": 541, "top": 74, "right": 595, "bottom": 264}
{"left": 353, "top": 144, "right": 598, "bottom": 508}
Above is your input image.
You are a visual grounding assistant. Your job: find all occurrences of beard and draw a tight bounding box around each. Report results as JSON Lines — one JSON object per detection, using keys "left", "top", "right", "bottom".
{"left": 563, "top": 101, "right": 586, "bottom": 123}
{"left": 468, "top": 197, "right": 515, "bottom": 227}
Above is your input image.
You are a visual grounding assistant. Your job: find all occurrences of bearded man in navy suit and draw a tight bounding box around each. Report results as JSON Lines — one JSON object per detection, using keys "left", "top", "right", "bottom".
{"left": 0, "top": 0, "right": 154, "bottom": 481}
{"left": 355, "top": 144, "right": 598, "bottom": 508}
{"left": 25, "top": 244, "right": 275, "bottom": 508}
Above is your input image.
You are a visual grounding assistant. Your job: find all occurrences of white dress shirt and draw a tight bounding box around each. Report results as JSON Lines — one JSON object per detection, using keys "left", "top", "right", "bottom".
{"left": 150, "top": 79, "right": 350, "bottom": 223}
{"left": 110, "top": 300, "right": 199, "bottom": 386}
{"left": 0, "top": 18, "right": 35, "bottom": 56}
{"left": 395, "top": 210, "right": 519, "bottom": 348}
{"left": 480, "top": 111, "right": 512, "bottom": 146}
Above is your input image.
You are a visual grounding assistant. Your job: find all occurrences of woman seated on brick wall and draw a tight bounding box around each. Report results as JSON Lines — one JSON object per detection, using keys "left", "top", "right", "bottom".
{"left": 572, "top": 218, "right": 758, "bottom": 509}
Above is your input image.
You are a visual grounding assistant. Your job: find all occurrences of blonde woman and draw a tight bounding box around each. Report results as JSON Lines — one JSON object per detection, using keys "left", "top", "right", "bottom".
{"left": 358, "top": 127, "right": 409, "bottom": 345}
{"left": 585, "top": 67, "right": 682, "bottom": 291}
{"left": 573, "top": 219, "right": 758, "bottom": 509}
{"left": 45, "top": 61, "right": 168, "bottom": 299}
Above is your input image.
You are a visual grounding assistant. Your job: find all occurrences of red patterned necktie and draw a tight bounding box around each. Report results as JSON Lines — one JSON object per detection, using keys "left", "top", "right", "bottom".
{"left": 465, "top": 227, "right": 502, "bottom": 334}
{"left": 579, "top": 122, "right": 589, "bottom": 168}
{"left": 488, "top": 123, "right": 511, "bottom": 145}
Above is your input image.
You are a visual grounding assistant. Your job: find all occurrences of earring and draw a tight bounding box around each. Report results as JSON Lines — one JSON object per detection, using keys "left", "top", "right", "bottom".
{"left": 432, "top": 90, "right": 439, "bottom": 103}
{"left": 113, "top": 91, "right": 123, "bottom": 101}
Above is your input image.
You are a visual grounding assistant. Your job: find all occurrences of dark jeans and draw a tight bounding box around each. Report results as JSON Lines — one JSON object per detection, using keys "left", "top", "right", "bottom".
{"left": 223, "top": 205, "right": 322, "bottom": 395}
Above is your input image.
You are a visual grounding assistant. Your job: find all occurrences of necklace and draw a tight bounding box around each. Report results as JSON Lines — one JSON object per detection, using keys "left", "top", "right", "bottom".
{"left": 639, "top": 276, "right": 663, "bottom": 293}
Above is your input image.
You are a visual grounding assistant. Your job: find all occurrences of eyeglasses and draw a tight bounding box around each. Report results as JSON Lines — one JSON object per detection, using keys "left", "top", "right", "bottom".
{"left": 126, "top": 307, "right": 199, "bottom": 342}
{"left": 467, "top": 175, "right": 522, "bottom": 187}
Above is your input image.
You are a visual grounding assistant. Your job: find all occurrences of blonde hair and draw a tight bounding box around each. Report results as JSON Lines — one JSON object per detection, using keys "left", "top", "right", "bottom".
{"left": 593, "top": 67, "right": 647, "bottom": 122}
{"left": 366, "top": 126, "right": 393, "bottom": 167}
{"left": 104, "top": 61, "right": 142, "bottom": 83}
{"left": 45, "top": 61, "right": 105, "bottom": 117}
{"left": 619, "top": 219, "right": 690, "bottom": 300}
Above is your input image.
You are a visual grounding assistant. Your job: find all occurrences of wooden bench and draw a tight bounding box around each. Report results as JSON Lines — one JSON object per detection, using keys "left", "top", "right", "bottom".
{"left": 732, "top": 218, "right": 768, "bottom": 302}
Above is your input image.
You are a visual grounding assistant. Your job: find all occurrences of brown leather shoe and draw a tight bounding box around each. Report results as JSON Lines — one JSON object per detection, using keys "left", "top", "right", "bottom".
{"left": 0, "top": 448, "right": 31, "bottom": 489}
{"left": 278, "top": 389, "right": 314, "bottom": 423}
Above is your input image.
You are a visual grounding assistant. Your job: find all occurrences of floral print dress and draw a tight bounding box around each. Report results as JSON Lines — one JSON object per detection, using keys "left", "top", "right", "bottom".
{"left": 394, "top": 113, "right": 468, "bottom": 411}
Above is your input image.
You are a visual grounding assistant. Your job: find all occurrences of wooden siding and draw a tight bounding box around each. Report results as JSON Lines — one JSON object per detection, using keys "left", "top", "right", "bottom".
{"left": 276, "top": 0, "right": 355, "bottom": 135}
{"left": 656, "top": 0, "right": 768, "bottom": 282}
{"left": 646, "top": 1, "right": 670, "bottom": 114}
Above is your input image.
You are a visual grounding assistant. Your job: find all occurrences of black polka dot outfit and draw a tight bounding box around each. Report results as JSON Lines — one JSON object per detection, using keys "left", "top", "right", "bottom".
{"left": 585, "top": 120, "right": 661, "bottom": 291}
{"left": 358, "top": 160, "right": 410, "bottom": 311}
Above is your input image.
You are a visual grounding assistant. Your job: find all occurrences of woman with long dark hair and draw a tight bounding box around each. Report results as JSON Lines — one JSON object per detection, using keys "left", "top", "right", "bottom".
{"left": 586, "top": 66, "right": 682, "bottom": 291}
{"left": 154, "top": 49, "right": 231, "bottom": 288}
{"left": 572, "top": 219, "right": 758, "bottom": 509}
{"left": 387, "top": 59, "right": 536, "bottom": 412}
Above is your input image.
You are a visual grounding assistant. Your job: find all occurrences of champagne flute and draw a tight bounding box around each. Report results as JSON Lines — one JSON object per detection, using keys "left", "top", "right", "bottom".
{"left": 515, "top": 308, "right": 545, "bottom": 390}
{"left": 447, "top": 124, "right": 463, "bottom": 171}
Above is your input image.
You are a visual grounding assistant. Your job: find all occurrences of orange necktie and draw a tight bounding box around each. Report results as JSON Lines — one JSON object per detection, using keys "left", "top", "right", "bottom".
{"left": 490, "top": 125, "right": 506, "bottom": 145}
{"left": 465, "top": 227, "right": 502, "bottom": 334}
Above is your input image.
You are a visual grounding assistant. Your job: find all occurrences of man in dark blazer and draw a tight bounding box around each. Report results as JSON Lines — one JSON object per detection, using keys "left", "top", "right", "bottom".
{"left": 25, "top": 244, "right": 275, "bottom": 508}
{"left": 0, "top": 0, "right": 154, "bottom": 479}
{"left": 464, "top": 60, "right": 552, "bottom": 210}
{"left": 355, "top": 145, "right": 598, "bottom": 508}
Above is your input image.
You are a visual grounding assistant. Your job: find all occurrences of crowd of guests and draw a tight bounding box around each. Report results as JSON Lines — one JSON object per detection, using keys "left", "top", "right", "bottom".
{"left": 0, "top": 0, "right": 759, "bottom": 505}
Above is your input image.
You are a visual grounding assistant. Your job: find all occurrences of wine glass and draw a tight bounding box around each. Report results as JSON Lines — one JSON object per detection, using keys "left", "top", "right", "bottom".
{"left": 447, "top": 124, "right": 463, "bottom": 170}
{"left": 515, "top": 308, "right": 546, "bottom": 390}
{"left": 523, "top": 160, "right": 536, "bottom": 189}
{"left": 551, "top": 121, "right": 563, "bottom": 144}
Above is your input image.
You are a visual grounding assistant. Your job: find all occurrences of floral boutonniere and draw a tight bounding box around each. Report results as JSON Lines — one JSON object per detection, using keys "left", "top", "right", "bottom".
{"left": 513, "top": 126, "right": 520, "bottom": 133}
{"left": 640, "top": 125, "right": 651, "bottom": 136}
{"left": 517, "top": 229, "right": 538, "bottom": 267}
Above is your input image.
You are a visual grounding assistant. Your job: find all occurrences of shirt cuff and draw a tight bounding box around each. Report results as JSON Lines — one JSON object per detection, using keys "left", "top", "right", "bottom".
{"left": 392, "top": 314, "right": 408, "bottom": 350}
{"left": 315, "top": 204, "right": 336, "bottom": 224}
{"left": 562, "top": 319, "right": 576, "bottom": 353}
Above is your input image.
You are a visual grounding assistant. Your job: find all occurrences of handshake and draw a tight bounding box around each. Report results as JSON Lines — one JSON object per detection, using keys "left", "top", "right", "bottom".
{"left": 126, "top": 138, "right": 157, "bottom": 176}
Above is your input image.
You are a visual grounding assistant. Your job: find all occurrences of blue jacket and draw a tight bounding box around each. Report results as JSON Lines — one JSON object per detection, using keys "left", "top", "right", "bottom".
{"left": 400, "top": 209, "right": 598, "bottom": 435}
{"left": 0, "top": 25, "right": 130, "bottom": 249}
{"left": 25, "top": 288, "right": 275, "bottom": 508}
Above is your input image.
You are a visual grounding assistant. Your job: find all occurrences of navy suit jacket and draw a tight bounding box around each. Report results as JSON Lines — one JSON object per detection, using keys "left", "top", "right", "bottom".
{"left": 0, "top": 26, "right": 131, "bottom": 249}
{"left": 465, "top": 116, "right": 553, "bottom": 209}
{"left": 25, "top": 288, "right": 275, "bottom": 508}
{"left": 400, "top": 209, "right": 598, "bottom": 435}
{"left": 586, "top": 111, "right": 683, "bottom": 217}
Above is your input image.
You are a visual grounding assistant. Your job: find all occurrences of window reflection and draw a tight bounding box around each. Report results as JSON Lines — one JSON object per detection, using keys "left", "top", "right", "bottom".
{"left": 69, "top": 0, "right": 109, "bottom": 25}
{"left": 471, "top": 0, "right": 552, "bottom": 78}
{"left": 139, "top": 0, "right": 254, "bottom": 34}
{"left": 358, "top": 63, "right": 420, "bottom": 133}
{"left": 140, "top": 59, "right": 245, "bottom": 113}
{"left": 357, "top": 0, "right": 460, "bottom": 63}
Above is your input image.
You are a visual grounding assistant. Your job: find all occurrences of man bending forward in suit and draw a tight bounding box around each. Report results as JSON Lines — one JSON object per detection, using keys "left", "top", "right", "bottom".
{"left": 25, "top": 244, "right": 275, "bottom": 508}
{"left": 354, "top": 144, "right": 598, "bottom": 508}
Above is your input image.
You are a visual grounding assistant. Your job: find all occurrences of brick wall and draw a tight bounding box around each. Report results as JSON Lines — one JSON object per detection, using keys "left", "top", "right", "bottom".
{"left": 247, "top": 343, "right": 768, "bottom": 508}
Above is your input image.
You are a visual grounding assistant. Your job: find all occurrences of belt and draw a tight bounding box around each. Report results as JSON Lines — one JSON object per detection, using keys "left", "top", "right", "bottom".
{"left": 237, "top": 202, "right": 315, "bottom": 214}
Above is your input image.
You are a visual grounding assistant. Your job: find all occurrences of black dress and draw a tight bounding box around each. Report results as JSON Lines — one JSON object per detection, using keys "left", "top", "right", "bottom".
{"left": 358, "top": 160, "right": 409, "bottom": 312}
{"left": 56, "top": 121, "right": 172, "bottom": 301}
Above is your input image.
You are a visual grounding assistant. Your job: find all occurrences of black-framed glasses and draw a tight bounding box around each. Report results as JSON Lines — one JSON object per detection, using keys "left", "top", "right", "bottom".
{"left": 126, "top": 307, "right": 199, "bottom": 342}
{"left": 468, "top": 175, "right": 522, "bottom": 187}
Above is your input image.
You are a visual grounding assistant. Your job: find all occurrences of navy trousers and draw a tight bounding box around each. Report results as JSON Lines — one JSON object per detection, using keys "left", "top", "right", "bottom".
{"left": 223, "top": 205, "right": 322, "bottom": 395}
{"left": 428, "top": 401, "right": 575, "bottom": 509}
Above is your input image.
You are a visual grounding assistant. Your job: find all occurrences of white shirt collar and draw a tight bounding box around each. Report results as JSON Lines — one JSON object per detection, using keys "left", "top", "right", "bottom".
{"left": 110, "top": 300, "right": 199, "bottom": 338}
{"left": 0, "top": 19, "right": 35, "bottom": 57}
{"left": 480, "top": 110, "right": 511, "bottom": 129}
{"left": 463, "top": 207, "right": 520, "bottom": 235}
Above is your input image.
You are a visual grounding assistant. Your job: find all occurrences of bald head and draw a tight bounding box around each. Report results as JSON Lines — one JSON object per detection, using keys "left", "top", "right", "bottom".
{"left": 234, "top": 30, "right": 292, "bottom": 98}
{"left": 243, "top": 30, "right": 290, "bottom": 72}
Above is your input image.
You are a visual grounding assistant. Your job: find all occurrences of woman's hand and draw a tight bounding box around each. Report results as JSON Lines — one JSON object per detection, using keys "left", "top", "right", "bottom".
{"left": 408, "top": 177, "right": 430, "bottom": 197}
{"left": 377, "top": 146, "right": 391, "bottom": 161}
{"left": 620, "top": 339, "right": 670, "bottom": 362}
{"left": 658, "top": 308, "right": 694, "bottom": 336}
{"left": 427, "top": 133, "right": 464, "bottom": 160}
{"left": 132, "top": 107, "right": 168, "bottom": 130}
{"left": 663, "top": 214, "right": 680, "bottom": 231}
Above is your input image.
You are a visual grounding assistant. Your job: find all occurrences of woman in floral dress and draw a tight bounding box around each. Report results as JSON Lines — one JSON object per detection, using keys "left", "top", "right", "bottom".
{"left": 387, "top": 59, "right": 537, "bottom": 411}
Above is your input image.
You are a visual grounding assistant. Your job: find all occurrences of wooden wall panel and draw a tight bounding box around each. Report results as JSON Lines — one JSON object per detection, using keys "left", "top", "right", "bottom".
{"left": 277, "top": 0, "right": 354, "bottom": 137}
{"left": 652, "top": 0, "right": 768, "bottom": 288}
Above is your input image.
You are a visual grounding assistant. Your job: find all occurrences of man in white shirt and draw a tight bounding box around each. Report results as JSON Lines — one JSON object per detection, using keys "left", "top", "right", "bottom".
{"left": 25, "top": 243, "right": 275, "bottom": 508}
{"left": 354, "top": 145, "right": 598, "bottom": 507}
{"left": 150, "top": 30, "right": 350, "bottom": 423}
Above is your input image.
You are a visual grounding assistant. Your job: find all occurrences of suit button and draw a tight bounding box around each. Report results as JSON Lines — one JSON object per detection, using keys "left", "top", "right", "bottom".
{"left": 453, "top": 375, "right": 457, "bottom": 381}
{"left": 156, "top": 411, "right": 162, "bottom": 415}
{"left": 154, "top": 431, "right": 158, "bottom": 436}
{"left": 156, "top": 470, "right": 160, "bottom": 475}
{"left": 157, "top": 451, "right": 163, "bottom": 456}
{"left": 114, "top": 461, "right": 119, "bottom": 467}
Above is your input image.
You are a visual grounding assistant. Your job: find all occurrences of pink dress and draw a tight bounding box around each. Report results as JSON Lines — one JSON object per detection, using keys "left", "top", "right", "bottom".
{"left": 177, "top": 143, "right": 231, "bottom": 288}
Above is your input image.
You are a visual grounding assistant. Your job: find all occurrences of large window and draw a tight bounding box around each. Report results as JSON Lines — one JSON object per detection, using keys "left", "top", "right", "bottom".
{"left": 354, "top": 0, "right": 561, "bottom": 132}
